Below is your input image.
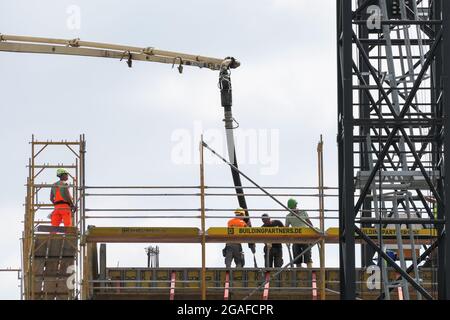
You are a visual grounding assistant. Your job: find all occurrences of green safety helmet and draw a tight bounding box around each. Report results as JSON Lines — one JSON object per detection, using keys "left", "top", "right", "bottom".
{"left": 287, "top": 198, "right": 298, "bottom": 209}
{"left": 56, "top": 168, "right": 69, "bottom": 177}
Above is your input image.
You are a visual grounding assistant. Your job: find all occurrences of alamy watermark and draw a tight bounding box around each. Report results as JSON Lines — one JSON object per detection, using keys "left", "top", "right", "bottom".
{"left": 66, "top": 5, "right": 81, "bottom": 30}
{"left": 170, "top": 121, "right": 280, "bottom": 175}
{"left": 367, "top": 5, "right": 382, "bottom": 30}
{"left": 66, "top": 264, "right": 76, "bottom": 290}
{"left": 366, "top": 265, "right": 381, "bottom": 290}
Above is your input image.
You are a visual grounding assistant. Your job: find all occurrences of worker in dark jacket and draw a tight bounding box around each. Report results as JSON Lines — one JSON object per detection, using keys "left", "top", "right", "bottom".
{"left": 261, "top": 213, "right": 284, "bottom": 268}
{"left": 224, "top": 208, "right": 247, "bottom": 268}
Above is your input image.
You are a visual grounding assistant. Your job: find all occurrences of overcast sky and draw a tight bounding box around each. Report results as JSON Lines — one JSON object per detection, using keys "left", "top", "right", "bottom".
{"left": 0, "top": 0, "right": 340, "bottom": 299}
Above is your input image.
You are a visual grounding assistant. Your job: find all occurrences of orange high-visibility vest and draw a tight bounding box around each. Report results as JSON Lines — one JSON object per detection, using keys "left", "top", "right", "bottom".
{"left": 227, "top": 218, "right": 247, "bottom": 228}
{"left": 51, "top": 181, "right": 71, "bottom": 205}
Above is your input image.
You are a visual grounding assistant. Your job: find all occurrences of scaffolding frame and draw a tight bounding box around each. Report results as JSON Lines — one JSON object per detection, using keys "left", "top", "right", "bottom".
{"left": 23, "top": 135, "right": 86, "bottom": 300}
{"left": 82, "top": 136, "right": 331, "bottom": 300}
{"left": 22, "top": 133, "right": 440, "bottom": 300}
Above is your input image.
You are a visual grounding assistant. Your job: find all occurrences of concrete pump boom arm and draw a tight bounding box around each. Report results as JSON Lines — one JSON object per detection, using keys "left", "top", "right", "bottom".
{"left": 0, "top": 33, "right": 249, "bottom": 250}
{"left": 0, "top": 34, "right": 240, "bottom": 71}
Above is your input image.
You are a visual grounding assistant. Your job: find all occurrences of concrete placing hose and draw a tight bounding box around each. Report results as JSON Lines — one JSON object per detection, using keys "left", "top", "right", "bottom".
{"left": 219, "top": 60, "right": 257, "bottom": 261}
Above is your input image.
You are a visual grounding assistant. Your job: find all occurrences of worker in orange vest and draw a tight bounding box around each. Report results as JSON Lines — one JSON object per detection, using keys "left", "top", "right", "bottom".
{"left": 224, "top": 208, "right": 248, "bottom": 268}
{"left": 49, "top": 168, "right": 75, "bottom": 227}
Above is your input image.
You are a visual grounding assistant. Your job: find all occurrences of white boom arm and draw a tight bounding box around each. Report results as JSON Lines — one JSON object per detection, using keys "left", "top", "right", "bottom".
{"left": 0, "top": 34, "right": 240, "bottom": 71}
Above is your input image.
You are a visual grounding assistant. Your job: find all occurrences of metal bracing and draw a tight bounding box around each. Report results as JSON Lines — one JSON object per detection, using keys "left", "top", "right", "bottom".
{"left": 337, "top": 0, "right": 449, "bottom": 300}
{"left": 440, "top": 0, "right": 450, "bottom": 300}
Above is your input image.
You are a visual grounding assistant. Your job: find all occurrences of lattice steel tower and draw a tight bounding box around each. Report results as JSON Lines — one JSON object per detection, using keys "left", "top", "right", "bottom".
{"left": 337, "top": 0, "right": 450, "bottom": 299}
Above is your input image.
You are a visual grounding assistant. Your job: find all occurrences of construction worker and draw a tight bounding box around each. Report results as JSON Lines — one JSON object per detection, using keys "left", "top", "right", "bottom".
{"left": 49, "top": 168, "right": 75, "bottom": 227}
{"left": 261, "top": 213, "right": 284, "bottom": 268}
{"left": 285, "top": 198, "right": 313, "bottom": 268}
{"left": 224, "top": 208, "right": 247, "bottom": 268}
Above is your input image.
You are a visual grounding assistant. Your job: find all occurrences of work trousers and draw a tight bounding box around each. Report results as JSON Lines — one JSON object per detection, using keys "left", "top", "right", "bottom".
{"left": 264, "top": 245, "right": 283, "bottom": 268}
{"left": 51, "top": 204, "right": 73, "bottom": 227}
{"left": 224, "top": 244, "right": 244, "bottom": 268}
{"left": 292, "top": 244, "right": 312, "bottom": 265}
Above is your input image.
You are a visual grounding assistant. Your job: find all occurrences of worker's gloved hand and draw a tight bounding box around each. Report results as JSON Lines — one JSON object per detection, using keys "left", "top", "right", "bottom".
{"left": 71, "top": 205, "right": 77, "bottom": 213}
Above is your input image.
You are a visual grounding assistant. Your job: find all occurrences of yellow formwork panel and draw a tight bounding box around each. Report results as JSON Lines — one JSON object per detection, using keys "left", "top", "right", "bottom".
{"left": 152, "top": 270, "right": 186, "bottom": 288}
{"left": 174, "top": 270, "right": 185, "bottom": 288}
{"left": 295, "top": 270, "right": 311, "bottom": 288}
{"left": 186, "top": 270, "right": 200, "bottom": 289}
{"left": 109, "top": 270, "right": 121, "bottom": 280}
{"left": 140, "top": 270, "right": 153, "bottom": 288}
{"left": 124, "top": 269, "right": 138, "bottom": 288}
{"left": 155, "top": 270, "right": 170, "bottom": 288}
{"left": 108, "top": 270, "right": 122, "bottom": 292}
{"left": 216, "top": 270, "right": 227, "bottom": 289}
{"left": 247, "top": 270, "right": 263, "bottom": 288}
{"left": 205, "top": 270, "right": 216, "bottom": 288}
{"left": 325, "top": 269, "right": 340, "bottom": 292}
{"left": 231, "top": 270, "right": 245, "bottom": 288}
{"left": 277, "top": 270, "right": 296, "bottom": 288}
{"left": 96, "top": 268, "right": 436, "bottom": 299}
{"left": 421, "top": 268, "right": 434, "bottom": 283}
{"left": 358, "top": 268, "right": 372, "bottom": 299}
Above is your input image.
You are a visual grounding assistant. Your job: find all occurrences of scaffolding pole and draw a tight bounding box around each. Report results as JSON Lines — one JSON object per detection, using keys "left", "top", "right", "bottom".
{"left": 200, "top": 136, "right": 207, "bottom": 300}
{"left": 317, "top": 135, "right": 326, "bottom": 300}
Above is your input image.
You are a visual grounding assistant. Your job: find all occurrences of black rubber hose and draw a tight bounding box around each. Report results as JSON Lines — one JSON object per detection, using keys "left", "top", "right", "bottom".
{"left": 219, "top": 68, "right": 256, "bottom": 254}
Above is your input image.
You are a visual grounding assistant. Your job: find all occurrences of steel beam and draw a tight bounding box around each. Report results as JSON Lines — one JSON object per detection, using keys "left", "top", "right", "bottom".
{"left": 441, "top": 0, "right": 450, "bottom": 300}
{"left": 337, "top": 0, "right": 356, "bottom": 299}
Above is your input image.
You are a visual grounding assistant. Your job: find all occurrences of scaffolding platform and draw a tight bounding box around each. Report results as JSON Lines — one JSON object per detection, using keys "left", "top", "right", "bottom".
{"left": 84, "top": 227, "right": 438, "bottom": 245}
{"left": 85, "top": 227, "right": 201, "bottom": 243}
{"left": 85, "top": 227, "right": 323, "bottom": 243}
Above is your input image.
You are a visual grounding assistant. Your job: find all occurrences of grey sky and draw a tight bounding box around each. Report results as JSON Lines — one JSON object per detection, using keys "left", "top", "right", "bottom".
{"left": 0, "top": 0, "right": 341, "bottom": 299}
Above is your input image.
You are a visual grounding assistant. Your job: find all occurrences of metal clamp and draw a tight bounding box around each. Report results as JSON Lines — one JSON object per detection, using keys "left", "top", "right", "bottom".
{"left": 120, "top": 50, "right": 132, "bottom": 68}
{"left": 172, "top": 56, "right": 183, "bottom": 74}
{"left": 68, "top": 38, "right": 80, "bottom": 47}
{"left": 142, "top": 47, "right": 155, "bottom": 55}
